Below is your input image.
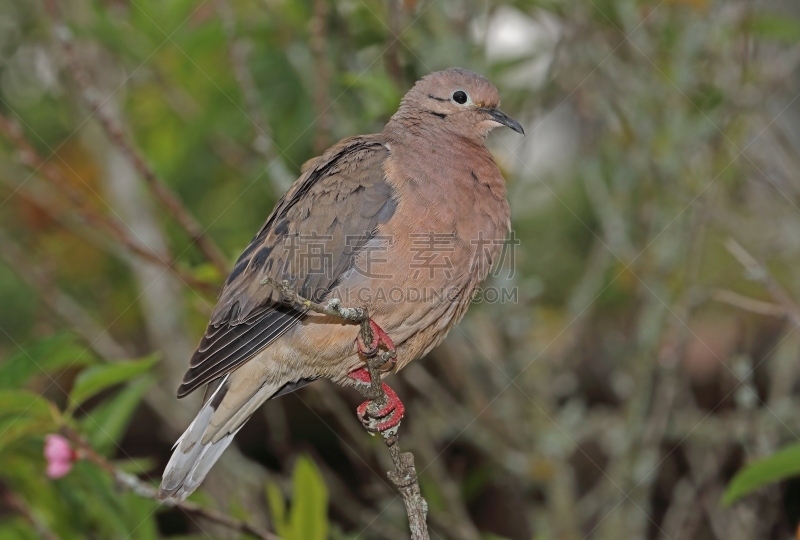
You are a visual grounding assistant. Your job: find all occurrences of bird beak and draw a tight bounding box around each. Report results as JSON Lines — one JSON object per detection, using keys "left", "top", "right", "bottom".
{"left": 481, "top": 108, "right": 525, "bottom": 135}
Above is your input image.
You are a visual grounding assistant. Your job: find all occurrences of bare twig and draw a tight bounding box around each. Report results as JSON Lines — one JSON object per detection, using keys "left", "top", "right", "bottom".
{"left": 711, "top": 288, "right": 786, "bottom": 318}
{"left": 260, "top": 276, "right": 430, "bottom": 539}
{"left": 725, "top": 237, "right": 800, "bottom": 324}
{"left": 360, "top": 352, "right": 429, "bottom": 539}
{"left": 313, "top": 456, "right": 409, "bottom": 540}
{"left": 61, "top": 427, "right": 281, "bottom": 540}
{"left": 47, "top": 18, "right": 229, "bottom": 276}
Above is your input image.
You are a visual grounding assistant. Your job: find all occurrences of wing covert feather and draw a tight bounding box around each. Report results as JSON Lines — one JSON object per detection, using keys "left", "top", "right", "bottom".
{"left": 177, "top": 137, "right": 396, "bottom": 397}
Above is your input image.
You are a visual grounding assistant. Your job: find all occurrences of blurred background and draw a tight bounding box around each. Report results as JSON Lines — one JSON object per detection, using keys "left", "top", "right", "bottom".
{"left": 1, "top": 0, "right": 800, "bottom": 538}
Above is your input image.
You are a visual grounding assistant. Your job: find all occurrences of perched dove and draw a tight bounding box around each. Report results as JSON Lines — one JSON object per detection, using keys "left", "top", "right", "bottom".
{"left": 158, "top": 68, "right": 524, "bottom": 500}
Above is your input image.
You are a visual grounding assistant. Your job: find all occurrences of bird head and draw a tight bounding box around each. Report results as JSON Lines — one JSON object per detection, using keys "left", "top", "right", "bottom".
{"left": 392, "top": 67, "right": 524, "bottom": 139}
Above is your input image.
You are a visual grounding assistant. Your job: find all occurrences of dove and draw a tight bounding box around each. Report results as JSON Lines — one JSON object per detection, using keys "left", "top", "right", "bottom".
{"left": 158, "top": 67, "right": 524, "bottom": 500}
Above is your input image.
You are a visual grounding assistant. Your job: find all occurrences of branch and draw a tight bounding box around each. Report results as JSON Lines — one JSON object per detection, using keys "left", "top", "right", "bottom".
{"left": 61, "top": 427, "right": 281, "bottom": 540}
{"left": 47, "top": 16, "right": 229, "bottom": 276}
{"left": 711, "top": 288, "right": 786, "bottom": 318}
{"left": 0, "top": 113, "right": 218, "bottom": 294}
{"left": 259, "top": 277, "right": 430, "bottom": 539}
{"left": 725, "top": 238, "right": 800, "bottom": 325}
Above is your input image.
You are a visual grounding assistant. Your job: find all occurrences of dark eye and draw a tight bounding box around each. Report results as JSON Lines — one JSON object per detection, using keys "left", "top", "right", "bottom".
{"left": 452, "top": 90, "right": 468, "bottom": 105}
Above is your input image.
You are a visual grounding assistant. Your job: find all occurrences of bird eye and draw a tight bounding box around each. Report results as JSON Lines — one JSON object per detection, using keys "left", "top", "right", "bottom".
{"left": 452, "top": 90, "right": 468, "bottom": 105}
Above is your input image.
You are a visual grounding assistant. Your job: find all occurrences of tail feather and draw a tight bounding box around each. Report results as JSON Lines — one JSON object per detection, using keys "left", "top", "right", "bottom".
{"left": 159, "top": 428, "right": 240, "bottom": 501}
{"left": 158, "top": 375, "right": 240, "bottom": 501}
{"left": 158, "top": 372, "right": 318, "bottom": 501}
{"left": 206, "top": 382, "right": 275, "bottom": 445}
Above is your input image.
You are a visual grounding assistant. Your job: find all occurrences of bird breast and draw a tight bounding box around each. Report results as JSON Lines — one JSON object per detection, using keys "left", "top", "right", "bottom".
{"left": 333, "top": 142, "right": 511, "bottom": 362}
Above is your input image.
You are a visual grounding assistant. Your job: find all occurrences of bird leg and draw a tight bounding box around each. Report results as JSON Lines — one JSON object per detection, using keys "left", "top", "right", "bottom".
{"left": 348, "top": 366, "right": 405, "bottom": 434}
{"left": 350, "top": 318, "right": 403, "bottom": 434}
{"left": 357, "top": 319, "right": 395, "bottom": 357}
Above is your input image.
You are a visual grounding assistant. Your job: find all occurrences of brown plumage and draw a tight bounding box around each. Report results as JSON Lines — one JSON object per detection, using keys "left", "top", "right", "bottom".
{"left": 158, "top": 67, "right": 524, "bottom": 500}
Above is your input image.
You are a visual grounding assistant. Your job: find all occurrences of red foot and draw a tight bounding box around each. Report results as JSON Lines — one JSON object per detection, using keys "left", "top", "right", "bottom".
{"left": 356, "top": 319, "right": 397, "bottom": 373}
{"left": 348, "top": 367, "right": 405, "bottom": 434}
{"left": 357, "top": 319, "right": 396, "bottom": 357}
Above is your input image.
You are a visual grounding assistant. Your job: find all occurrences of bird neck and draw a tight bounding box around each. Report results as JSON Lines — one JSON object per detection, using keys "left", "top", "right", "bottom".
{"left": 383, "top": 108, "right": 487, "bottom": 147}
{"left": 381, "top": 116, "right": 508, "bottom": 207}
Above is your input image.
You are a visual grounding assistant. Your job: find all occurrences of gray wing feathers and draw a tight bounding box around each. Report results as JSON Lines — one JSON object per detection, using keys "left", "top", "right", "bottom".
{"left": 177, "top": 137, "right": 395, "bottom": 397}
{"left": 161, "top": 135, "right": 398, "bottom": 500}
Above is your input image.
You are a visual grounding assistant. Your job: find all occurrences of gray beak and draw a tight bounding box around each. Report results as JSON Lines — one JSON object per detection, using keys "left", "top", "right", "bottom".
{"left": 482, "top": 108, "right": 525, "bottom": 135}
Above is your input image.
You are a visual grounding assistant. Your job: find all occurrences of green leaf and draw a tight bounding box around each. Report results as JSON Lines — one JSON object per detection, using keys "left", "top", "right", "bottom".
{"left": 722, "top": 443, "right": 800, "bottom": 505}
{"left": 68, "top": 355, "right": 158, "bottom": 410}
{"left": 0, "top": 518, "right": 40, "bottom": 540}
{"left": 0, "top": 389, "right": 54, "bottom": 419}
{"left": 0, "top": 391, "right": 58, "bottom": 453}
{"left": 289, "top": 455, "right": 329, "bottom": 540}
{"left": 0, "top": 417, "right": 54, "bottom": 454}
{"left": 0, "top": 333, "right": 97, "bottom": 390}
{"left": 749, "top": 14, "right": 800, "bottom": 43}
{"left": 80, "top": 376, "right": 155, "bottom": 454}
{"left": 266, "top": 456, "right": 329, "bottom": 540}
{"left": 0, "top": 390, "right": 56, "bottom": 453}
{"left": 266, "top": 481, "right": 288, "bottom": 537}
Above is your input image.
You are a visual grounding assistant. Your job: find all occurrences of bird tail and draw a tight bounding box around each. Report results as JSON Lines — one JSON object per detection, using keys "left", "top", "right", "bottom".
{"left": 157, "top": 374, "right": 278, "bottom": 501}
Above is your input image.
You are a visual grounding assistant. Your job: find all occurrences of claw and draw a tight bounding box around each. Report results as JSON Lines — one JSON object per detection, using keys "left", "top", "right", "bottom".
{"left": 348, "top": 367, "right": 372, "bottom": 386}
{"left": 348, "top": 368, "right": 405, "bottom": 434}
{"left": 356, "top": 319, "right": 397, "bottom": 372}
{"left": 357, "top": 319, "right": 396, "bottom": 356}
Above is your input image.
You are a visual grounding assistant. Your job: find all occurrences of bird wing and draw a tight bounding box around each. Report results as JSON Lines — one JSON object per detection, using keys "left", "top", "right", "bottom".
{"left": 177, "top": 136, "right": 396, "bottom": 397}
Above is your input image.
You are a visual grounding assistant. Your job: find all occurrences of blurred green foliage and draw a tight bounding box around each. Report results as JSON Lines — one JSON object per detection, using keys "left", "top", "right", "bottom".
{"left": 0, "top": 334, "right": 159, "bottom": 538}
{"left": 267, "top": 456, "right": 330, "bottom": 540}
{"left": 1, "top": 0, "right": 800, "bottom": 537}
{"left": 723, "top": 442, "right": 800, "bottom": 507}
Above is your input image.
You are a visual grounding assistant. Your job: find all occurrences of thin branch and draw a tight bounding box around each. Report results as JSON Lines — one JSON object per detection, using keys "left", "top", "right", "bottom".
{"left": 260, "top": 276, "right": 430, "bottom": 539}
{"left": 0, "top": 113, "right": 218, "bottom": 294}
{"left": 725, "top": 237, "right": 800, "bottom": 324}
{"left": 47, "top": 17, "right": 229, "bottom": 275}
{"left": 61, "top": 427, "right": 281, "bottom": 540}
{"left": 711, "top": 288, "right": 786, "bottom": 318}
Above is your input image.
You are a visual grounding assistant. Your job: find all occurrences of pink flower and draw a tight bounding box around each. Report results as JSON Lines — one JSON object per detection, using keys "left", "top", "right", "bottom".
{"left": 44, "top": 434, "right": 76, "bottom": 479}
{"left": 46, "top": 459, "right": 73, "bottom": 479}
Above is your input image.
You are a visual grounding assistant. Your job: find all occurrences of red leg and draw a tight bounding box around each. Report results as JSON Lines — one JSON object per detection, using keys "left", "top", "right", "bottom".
{"left": 356, "top": 318, "right": 397, "bottom": 374}
{"left": 357, "top": 319, "right": 396, "bottom": 357}
{"left": 348, "top": 367, "right": 405, "bottom": 434}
